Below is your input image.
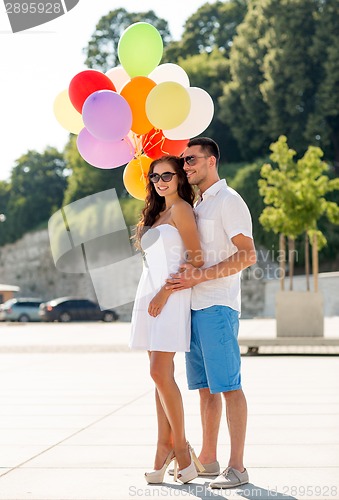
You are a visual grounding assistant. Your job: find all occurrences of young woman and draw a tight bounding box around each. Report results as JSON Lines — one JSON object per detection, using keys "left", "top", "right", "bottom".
{"left": 129, "top": 155, "right": 204, "bottom": 484}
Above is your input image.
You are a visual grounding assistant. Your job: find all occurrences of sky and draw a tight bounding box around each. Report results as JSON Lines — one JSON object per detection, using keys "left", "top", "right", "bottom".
{"left": 0, "top": 0, "right": 207, "bottom": 181}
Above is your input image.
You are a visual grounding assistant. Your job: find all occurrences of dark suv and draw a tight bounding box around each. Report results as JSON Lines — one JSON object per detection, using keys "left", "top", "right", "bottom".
{"left": 39, "top": 297, "right": 118, "bottom": 323}
{"left": 0, "top": 298, "right": 43, "bottom": 322}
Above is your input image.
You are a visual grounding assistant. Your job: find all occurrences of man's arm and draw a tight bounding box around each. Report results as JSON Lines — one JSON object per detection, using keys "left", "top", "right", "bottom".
{"left": 166, "top": 233, "right": 257, "bottom": 291}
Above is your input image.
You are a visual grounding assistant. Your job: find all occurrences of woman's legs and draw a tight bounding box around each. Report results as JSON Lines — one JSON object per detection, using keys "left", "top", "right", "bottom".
{"left": 149, "top": 351, "right": 190, "bottom": 470}
{"left": 152, "top": 387, "right": 173, "bottom": 469}
{"left": 148, "top": 352, "right": 174, "bottom": 469}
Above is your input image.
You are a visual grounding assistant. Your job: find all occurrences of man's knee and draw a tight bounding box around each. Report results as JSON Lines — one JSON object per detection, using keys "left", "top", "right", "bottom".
{"left": 223, "top": 388, "right": 245, "bottom": 401}
{"left": 200, "top": 388, "right": 221, "bottom": 404}
{"left": 199, "top": 387, "right": 212, "bottom": 398}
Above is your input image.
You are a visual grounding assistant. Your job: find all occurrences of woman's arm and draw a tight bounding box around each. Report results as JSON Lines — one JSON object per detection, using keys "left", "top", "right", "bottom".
{"left": 171, "top": 202, "right": 204, "bottom": 268}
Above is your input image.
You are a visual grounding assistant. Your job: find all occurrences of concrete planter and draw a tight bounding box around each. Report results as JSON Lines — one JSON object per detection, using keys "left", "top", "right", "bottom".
{"left": 276, "top": 290, "right": 324, "bottom": 337}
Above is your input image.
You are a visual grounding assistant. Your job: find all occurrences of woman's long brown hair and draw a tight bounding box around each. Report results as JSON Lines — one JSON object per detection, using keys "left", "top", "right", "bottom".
{"left": 134, "top": 155, "right": 195, "bottom": 248}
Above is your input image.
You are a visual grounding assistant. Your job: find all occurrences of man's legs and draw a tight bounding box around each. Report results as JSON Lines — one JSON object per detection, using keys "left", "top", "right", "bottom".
{"left": 224, "top": 388, "right": 247, "bottom": 472}
{"left": 209, "top": 387, "right": 249, "bottom": 488}
{"left": 198, "top": 388, "right": 222, "bottom": 464}
{"left": 187, "top": 306, "right": 247, "bottom": 483}
{"left": 198, "top": 387, "right": 247, "bottom": 471}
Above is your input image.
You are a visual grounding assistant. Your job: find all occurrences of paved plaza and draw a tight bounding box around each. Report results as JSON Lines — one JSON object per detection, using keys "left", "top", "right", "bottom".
{"left": 0, "top": 320, "right": 338, "bottom": 500}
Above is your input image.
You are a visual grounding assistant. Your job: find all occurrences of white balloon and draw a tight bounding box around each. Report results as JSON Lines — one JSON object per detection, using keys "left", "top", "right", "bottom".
{"left": 105, "top": 66, "right": 130, "bottom": 93}
{"left": 148, "top": 63, "right": 190, "bottom": 87}
{"left": 163, "top": 87, "right": 214, "bottom": 140}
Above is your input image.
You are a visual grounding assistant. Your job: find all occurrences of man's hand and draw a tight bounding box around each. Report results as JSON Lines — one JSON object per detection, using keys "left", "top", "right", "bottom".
{"left": 165, "top": 263, "right": 205, "bottom": 292}
{"left": 148, "top": 288, "right": 171, "bottom": 317}
{"left": 165, "top": 234, "right": 256, "bottom": 292}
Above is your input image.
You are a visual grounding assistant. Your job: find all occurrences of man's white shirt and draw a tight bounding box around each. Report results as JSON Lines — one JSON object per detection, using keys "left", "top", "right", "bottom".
{"left": 192, "top": 179, "right": 253, "bottom": 312}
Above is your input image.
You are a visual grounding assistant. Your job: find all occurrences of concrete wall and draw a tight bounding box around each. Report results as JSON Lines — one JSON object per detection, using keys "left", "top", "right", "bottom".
{"left": 0, "top": 229, "right": 94, "bottom": 303}
{"left": 262, "top": 272, "right": 339, "bottom": 317}
{"left": 1, "top": 229, "right": 338, "bottom": 319}
{"left": 0, "top": 229, "right": 139, "bottom": 321}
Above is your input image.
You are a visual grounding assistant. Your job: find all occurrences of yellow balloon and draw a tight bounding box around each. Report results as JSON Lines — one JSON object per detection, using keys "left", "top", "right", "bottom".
{"left": 53, "top": 90, "right": 84, "bottom": 134}
{"left": 123, "top": 155, "right": 153, "bottom": 200}
{"left": 146, "top": 82, "right": 191, "bottom": 130}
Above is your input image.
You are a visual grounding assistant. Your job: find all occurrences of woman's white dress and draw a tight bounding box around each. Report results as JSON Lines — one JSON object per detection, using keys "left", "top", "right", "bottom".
{"left": 129, "top": 224, "right": 191, "bottom": 352}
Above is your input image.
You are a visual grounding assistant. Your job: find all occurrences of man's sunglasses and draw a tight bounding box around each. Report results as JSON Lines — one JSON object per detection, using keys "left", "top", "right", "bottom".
{"left": 182, "top": 155, "right": 210, "bottom": 166}
{"left": 149, "top": 172, "right": 177, "bottom": 183}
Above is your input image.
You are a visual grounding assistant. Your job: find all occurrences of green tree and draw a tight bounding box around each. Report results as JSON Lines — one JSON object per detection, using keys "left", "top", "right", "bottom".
{"left": 219, "top": 0, "right": 269, "bottom": 159}
{"left": 259, "top": 0, "right": 317, "bottom": 155}
{"left": 305, "top": 0, "right": 339, "bottom": 173}
{"left": 4, "top": 148, "right": 67, "bottom": 244}
{"left": 0, "top": 181, "right": 10, "bottom": 215}
{"left": 63, "top": 136, "right": 127, "bottom": 205}
{"left": 258, "top": 135, "right": 339, "bottom": 289}
{"left": 84, "top": 8, "right": 171, "bottom": 72}
{"left": 0, "top": 181, "right": 10, "bottom": 246}
{"left": 164, "top": 0, "right": 247, "bottom": 62}
{"left": 179, "top": 50, "right": 241, "bottom": 161}
{"left": 220, "top": 0, "right": 339, "bottom": 165}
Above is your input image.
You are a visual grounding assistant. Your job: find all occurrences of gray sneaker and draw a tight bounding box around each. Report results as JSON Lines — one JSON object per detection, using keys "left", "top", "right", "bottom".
{"left": 209, "top": 467, "right": 249, "bottom": 489}
{"left": 168, "top": 460, "right": 220, "bottom": 477}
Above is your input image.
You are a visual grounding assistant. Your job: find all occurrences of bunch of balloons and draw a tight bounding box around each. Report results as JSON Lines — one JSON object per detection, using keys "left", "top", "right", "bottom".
{"left": 53, "top": 22, "right": 214, "bottom": 200}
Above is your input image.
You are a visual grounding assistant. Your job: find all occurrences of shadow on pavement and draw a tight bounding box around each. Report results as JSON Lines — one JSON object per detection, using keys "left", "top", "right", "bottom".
{"left": 161, "top": 481, "right": 298, "bottom": 500}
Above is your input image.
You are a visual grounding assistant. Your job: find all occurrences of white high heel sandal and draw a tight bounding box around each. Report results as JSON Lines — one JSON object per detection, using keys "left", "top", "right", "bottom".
{"left": 174, "top": 442, "right": 204, "bottom": 484}
{"left": 144, "top": 450, "right": 175, "bottom": 484}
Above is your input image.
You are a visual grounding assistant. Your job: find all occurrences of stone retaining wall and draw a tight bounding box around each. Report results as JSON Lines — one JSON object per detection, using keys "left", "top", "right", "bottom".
{"left": 1, "top": 229, "right": 337, "bottom": 320}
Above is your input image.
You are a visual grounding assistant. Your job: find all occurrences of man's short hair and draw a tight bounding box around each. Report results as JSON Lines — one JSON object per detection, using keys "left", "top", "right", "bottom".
{"left": 187, "top": 137, "right": 220, "bottom": 164}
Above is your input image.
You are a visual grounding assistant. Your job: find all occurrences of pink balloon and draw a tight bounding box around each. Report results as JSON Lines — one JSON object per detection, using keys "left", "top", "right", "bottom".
{"left": 82, "top": 90, "right": 132, "bottom": 142}
{"left": 77, "top": 128, "right": 135, "bottom": 169}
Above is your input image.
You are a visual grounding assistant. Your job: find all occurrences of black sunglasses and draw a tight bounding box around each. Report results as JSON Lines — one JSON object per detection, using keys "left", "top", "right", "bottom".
{"left": 182, "top": 155, "right": 210, "bottom": 166}
{"left": 149, "top": 172, "right": 177, "bottom": 183}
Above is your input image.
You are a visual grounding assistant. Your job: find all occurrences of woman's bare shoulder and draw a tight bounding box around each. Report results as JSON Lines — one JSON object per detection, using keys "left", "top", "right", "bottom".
{"left": 171, "top": 199, "right": 194, "bottom": 215}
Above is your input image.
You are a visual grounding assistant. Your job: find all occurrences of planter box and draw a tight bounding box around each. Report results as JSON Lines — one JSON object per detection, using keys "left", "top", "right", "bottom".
{"left": 276, "top": 291, "right": 324, "bottom": 337}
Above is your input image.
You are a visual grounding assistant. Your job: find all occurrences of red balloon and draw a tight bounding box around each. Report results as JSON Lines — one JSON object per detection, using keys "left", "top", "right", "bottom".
{"left": 69, "top": 70, "right": 116, "bottom": 113}
{"left": 142, "top": 128, "right": 188, "bottom": 159}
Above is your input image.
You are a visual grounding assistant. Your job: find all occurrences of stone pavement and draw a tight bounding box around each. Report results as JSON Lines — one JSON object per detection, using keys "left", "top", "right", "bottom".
{"left": 0, "top": 320, "right": 338, "bottom": 500}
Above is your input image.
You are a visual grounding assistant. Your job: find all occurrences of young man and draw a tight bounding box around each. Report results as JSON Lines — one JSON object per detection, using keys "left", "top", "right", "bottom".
{"left": 166, "top": 137, "right": 256, "bottom": 489}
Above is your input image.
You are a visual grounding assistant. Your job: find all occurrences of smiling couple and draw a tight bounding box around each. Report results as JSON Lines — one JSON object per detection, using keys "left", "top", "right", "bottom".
{"left": 129, "top": 137, "right": 256, "bottom": 489}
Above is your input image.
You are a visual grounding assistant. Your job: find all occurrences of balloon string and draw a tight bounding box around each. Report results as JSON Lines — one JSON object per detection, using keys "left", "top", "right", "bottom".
{"left": 123, "top": 136, "right": 135, "bottom": 157}
{"left": 142, "top": 129, "right": 172, "bottom": 156}
{"left": 142, "top": 128, "right": 159, "bottom": 152}
{"left": 136, "top": 155, "right": 147, "bottom": 186}
{"left": 129, "top": 132, "right": 142, "bottom": 157}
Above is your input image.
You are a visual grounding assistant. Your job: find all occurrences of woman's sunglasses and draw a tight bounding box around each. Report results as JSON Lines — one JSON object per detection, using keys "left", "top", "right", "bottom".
{"left": 149, "top": 172, "right": 177, "bottom": 183}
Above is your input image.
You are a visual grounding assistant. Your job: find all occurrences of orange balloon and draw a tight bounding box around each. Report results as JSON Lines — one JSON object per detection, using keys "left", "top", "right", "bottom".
{"left": 120, "top": 77, "right": 156, "bottom": 135}
{"left": 123, "top": 155, "right": 153, "bottom": 200}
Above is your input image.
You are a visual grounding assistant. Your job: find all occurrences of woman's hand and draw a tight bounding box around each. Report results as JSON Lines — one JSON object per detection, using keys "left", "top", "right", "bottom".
{"left": 148, "top": 287, "right": 171, "bottom": 317}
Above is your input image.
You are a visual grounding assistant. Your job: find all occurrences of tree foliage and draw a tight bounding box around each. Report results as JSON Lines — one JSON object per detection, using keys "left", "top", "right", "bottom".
{"left": 63, "top": 136, "right": 128, "bottom": 205}
{"left": 219, "top": 0, "right": 269, "bottom": 159}
{"left": 0, "top": 181, "right": 10, "bottom": 215}
{"left": 220, "top": 0, "right": 339, "bottom": 166}
{"left": 305, "top": 0, "right": 339, "bottom": 171}
{"left": 1, "top": 148, "right": 67, "bottom": 245}
{"left": 84, "top": 8, "right": 171, "bottom": 72}
{"left": 179, "top": 50, "right": 241, "bottom": 161}
{"left": 164, "top": 0, "right": 247, "bottom": 62}
{"left": 258, "top": 135, "right": 339, "bottom": 248}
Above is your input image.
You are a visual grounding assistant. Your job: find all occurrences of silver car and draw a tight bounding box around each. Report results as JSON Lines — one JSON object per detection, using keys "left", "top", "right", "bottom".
{"left": 0, "top": 298, "right": 43, "bottom": 322}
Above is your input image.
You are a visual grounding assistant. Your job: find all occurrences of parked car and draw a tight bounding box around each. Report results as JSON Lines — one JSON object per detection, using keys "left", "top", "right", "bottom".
{"left": 0, "top": 298, "right": 44, "bottom": 322}
{"left": 39, "top": 297, "right": 119, "bottom": 322}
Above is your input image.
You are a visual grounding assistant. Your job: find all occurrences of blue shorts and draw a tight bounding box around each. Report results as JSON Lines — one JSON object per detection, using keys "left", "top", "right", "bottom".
{"left": 185, "top": 305, "right": 242, "bottom": 394}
